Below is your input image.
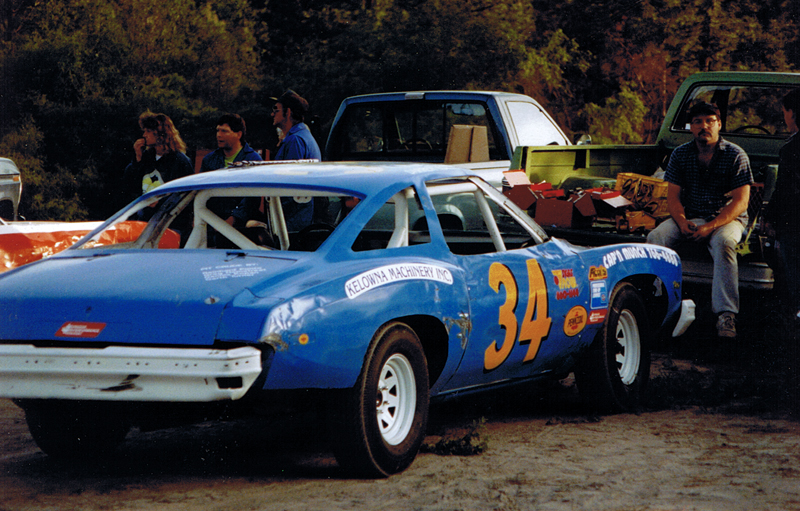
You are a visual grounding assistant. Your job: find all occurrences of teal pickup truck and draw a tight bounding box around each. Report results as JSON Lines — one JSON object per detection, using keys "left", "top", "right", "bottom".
{"left": 512, "top": 71, "right": 800, "bottom": 291}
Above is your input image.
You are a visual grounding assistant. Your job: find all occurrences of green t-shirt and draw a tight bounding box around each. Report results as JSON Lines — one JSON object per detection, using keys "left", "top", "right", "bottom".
{"left": 224, "top": 149, "right": 242, "bottom": 167}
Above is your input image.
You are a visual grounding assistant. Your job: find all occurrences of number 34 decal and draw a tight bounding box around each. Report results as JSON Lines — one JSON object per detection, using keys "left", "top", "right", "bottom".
{"left": 484, "top": 259, "right": 552, "bottom": 371}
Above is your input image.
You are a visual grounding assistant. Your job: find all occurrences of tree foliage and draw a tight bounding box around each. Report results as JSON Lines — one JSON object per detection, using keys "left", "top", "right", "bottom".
{"left": 1, "top": 0, "right": 264, "bottom": 219}
{"left": 0, "top": 0, "right": 797, "bottom": 220}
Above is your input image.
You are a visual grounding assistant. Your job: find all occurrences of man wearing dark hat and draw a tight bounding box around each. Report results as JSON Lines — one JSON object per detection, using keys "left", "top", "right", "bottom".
{"left": 267, "top": 90, "right": 323, "bottom": 231}
{"left": 647, "top": 101, "right": 754, "bottom": 338}
{"left": 272, "top": 90, "right": 322, "bottom": 161}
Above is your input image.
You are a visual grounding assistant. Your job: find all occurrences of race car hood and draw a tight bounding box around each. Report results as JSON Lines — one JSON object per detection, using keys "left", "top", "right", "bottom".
{"left": 0, "top": 250, "right": 299, "bottom": 346}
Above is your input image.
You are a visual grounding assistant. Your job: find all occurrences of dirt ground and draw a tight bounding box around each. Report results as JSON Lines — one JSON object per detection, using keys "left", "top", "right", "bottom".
{"left": 1, "top": 289, "right": 799, "bottom": 511}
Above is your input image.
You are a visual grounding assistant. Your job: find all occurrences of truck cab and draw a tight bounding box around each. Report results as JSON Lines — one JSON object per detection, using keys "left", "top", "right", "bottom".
{"left": 325, "top": 91, "right": 571, "bottom": 185}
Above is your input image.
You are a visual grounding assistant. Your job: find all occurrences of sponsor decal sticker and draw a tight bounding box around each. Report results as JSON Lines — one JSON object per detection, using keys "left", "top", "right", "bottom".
{"left": 588, "top": 309, "right": 607, "bottom": 324}
{"left": 345, "top": 263, "right": 453, "bottom": 299}
{"left": 591, "top": 281, "right": 608, "bottom": 309}
{"left": 602, "top": 245, "right": 679, "bottom": 269}
{"left": 55, "top": 322, "right": 106, "bottom": 338}
{"left": 552, "top": 269, "right": 579, "bottom": 300}
{"left": 589, "top": 265, "right": 608, "bottom": 280}
{"left": 563, "top": 306, "right": 588, "bottom": 336}
{"left": 201, "top": 263, "right": 268, "bottom": 281}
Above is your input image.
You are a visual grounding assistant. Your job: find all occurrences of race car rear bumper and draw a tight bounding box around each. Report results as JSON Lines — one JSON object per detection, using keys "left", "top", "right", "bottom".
{"left": 0, "top": 345, "right": 262, "bottom": 402}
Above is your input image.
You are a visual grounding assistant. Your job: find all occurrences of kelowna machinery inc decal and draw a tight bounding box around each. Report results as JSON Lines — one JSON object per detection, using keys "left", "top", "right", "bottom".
{"left": 346, "top": 263, "right": 453, "bottom": 299}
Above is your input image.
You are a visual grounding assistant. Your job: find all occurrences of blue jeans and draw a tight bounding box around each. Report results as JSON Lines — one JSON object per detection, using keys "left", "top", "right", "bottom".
{"left": 647, "top": 218, "right": 745, "bottom": 314}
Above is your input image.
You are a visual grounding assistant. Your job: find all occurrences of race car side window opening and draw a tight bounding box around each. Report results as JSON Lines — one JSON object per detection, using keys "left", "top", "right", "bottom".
{"left": 426, "top": 178, "right": 545, "bottom": 256}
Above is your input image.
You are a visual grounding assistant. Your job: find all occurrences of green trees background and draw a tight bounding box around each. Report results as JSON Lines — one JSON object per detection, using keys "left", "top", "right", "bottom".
{"left": 1, "top": 0, "right": 797, "bottom": 220}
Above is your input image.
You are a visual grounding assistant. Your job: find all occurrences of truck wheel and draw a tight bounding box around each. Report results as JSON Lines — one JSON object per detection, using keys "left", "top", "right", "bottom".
{"left": 332, "top": 322, "right": 429, "bottom": 477}
{"left": 575, "top": 283, "right": 651, "bottom": 413}
{"left": 23, "top": 401, "right": 131, "bottom": 460}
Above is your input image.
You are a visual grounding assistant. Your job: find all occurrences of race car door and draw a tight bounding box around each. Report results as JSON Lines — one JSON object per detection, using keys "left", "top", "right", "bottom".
{"left": 426, "top": 178, "right": 588, "bottom": 393}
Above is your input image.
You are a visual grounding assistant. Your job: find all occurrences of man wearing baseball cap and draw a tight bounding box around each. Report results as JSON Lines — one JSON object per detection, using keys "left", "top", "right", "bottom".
{"left": 647, "top": 101, "right": 754, "bottom": 339}
{"left": 272, "top": 89, "right": 321, "bottom": 161}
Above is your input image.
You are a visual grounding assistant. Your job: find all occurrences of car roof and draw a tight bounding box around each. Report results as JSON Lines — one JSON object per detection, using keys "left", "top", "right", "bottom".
{"left": 152, "top": 161, "right": 476, "bottom": 197}
{"left": 340, "top": 90, "right": 536, "bottom": 104}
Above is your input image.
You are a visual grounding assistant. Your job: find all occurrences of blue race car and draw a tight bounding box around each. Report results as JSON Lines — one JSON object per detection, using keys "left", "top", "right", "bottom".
{"left": 0, "top": 162, "right": 694, "bottom": 476}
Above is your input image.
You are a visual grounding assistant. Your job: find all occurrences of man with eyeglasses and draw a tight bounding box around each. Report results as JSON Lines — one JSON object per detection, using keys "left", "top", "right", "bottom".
{"left": 647, "top": 102, "right": 754, "bottom": 339}
{"left": 268, "top": 90, "right": 323, "bottom": 230}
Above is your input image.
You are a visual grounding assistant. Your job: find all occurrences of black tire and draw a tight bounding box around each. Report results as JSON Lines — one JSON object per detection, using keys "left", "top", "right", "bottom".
{"left": 23, "top": 400, "right": 131, "bottom": 460}
{"left": 575, "top": 283, "right": 651, "bottom": 413}
{"left": 331, "top": 322, "right": 429, "bottom": 477}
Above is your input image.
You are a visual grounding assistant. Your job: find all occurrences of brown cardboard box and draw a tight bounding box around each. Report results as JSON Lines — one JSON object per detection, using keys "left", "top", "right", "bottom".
{"left": 445, "top": 125, "right": 490, "bottom": 163}
{"left": 535, "top": 198, "right": 575, "bottom": 228}
{"left": 588, "top": 187, "right": 633, "bottom": 219}
{"left": 502, "top": 170, "right": 536, "bottom": 210}
{"left": 569, "top": 191, "right": 597, "bottom": 218}
{"left": 534, "top": 191, "right": 596, "bottom": 228}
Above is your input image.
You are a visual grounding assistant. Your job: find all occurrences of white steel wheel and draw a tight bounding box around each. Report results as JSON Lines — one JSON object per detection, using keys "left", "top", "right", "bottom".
{"left": 575, "top": 283, "right": 651, "bottom": 413}
{"left": 376, "top": 353, "right": 416, "bottom": 445}
{"left": 331, "top": 322, "right": 429, "bottom": 477}
{"left": 614, "top": 309, "right": 642, "bottom": 386}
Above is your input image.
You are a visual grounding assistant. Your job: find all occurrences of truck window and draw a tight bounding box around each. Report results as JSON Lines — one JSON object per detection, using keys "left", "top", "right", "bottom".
{"left": 672, "top": 85, "right": 797, "bottom": 137}
{"left": 506, "top": 101, "right": 569, "bottom": 146}
{"left": 332, "top": 101, "right": 505, "bottom": 161}
{"left": 341, "top": 105, "right": 385, "bottom": 154}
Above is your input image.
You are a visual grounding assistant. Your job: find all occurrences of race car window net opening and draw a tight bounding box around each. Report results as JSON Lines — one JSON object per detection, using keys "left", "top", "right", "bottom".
{"left": 76, "top": 187, "right": 362, "bottom": 252}
{"left": 350, "top": 178, "right": 547, "bottom": 255}
{"left": 426, "top": 178, "right": 546, "bottom": 255}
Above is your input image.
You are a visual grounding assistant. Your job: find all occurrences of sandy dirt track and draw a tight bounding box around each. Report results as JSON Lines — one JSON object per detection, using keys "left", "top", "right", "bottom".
{"left": 1, "top": 289, "right": 799, "bottom": 511}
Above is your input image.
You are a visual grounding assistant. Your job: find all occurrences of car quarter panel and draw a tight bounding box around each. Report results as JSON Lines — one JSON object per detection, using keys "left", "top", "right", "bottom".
{"left": 438, "top": 238, "right": 683, "bottom": 394}
{"left": 248, "top": 256, "right": 471, "bottom": 391}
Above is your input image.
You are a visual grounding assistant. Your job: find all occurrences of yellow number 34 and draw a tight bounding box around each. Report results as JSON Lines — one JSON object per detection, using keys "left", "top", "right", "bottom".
{"left": 484, "top": 259, "right": 552, "bottom": 371}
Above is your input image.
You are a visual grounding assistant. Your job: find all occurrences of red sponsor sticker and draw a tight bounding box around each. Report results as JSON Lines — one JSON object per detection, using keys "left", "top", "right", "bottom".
{"left": 588, "top": 309, "right": 607, "bottom": 324}
{"left": 55, "top": 322, "right": 106, "bottom": 338}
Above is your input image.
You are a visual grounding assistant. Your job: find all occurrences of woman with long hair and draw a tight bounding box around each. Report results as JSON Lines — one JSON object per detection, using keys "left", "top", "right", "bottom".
{"left": 122, "top": 111, "right": 193, "bottom": 205}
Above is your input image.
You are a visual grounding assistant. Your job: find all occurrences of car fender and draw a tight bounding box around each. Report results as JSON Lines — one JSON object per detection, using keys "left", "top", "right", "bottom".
{"left": 246, "top": 260, "right": 471, "bottom": 391}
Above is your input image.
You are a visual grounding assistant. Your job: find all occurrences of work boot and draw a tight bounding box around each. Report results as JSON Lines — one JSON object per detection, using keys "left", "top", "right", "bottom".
{"left": 716, "top": 312, "right": 736, "bottom": 338}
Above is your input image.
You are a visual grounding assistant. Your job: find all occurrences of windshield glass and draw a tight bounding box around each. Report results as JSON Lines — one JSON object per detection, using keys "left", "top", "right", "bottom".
{"left": 75, "top": 186, "right": 362, "bottom": 252}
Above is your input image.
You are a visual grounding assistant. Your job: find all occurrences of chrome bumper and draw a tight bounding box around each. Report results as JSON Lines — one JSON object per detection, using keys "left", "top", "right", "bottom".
{"left": 0, "top": 345, "right": 262, "bottom": 402}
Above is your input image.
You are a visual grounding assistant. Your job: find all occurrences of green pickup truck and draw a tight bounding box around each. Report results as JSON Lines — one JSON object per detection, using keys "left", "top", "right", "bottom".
{"left": 512, "top": 71, "right": 800, "bottom": 291}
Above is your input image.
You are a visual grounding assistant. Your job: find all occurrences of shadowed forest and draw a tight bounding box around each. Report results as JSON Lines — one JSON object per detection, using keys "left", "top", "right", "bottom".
{"left": 1, "top": 0, "right": 798, "bottom": 221}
